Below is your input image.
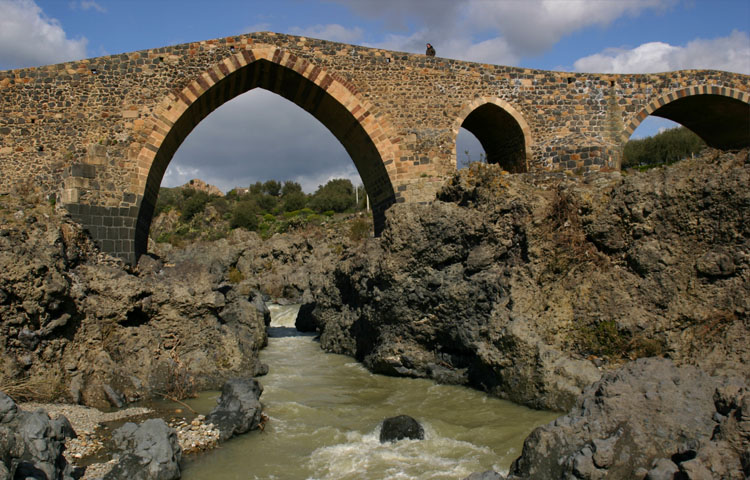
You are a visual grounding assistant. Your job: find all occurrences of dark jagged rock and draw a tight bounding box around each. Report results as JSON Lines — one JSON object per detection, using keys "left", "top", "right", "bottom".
{"left": 497, "top": 358, "right": 749, "bottom": 480}
{"left": 295, "top": 302, "right": 319, "bottom": 332}
{"left": 206, "top": 378, "right": 264, "bottom": 442}
{"left": 0, "top": 205, "right": 269, "bottom": 406}
{"left": 0, "top": 391, "right": 78, "bottom": 480}
{"left": 104, "top": 418, "right": 181, "bottom": 480}
{"left": 303, "top": 150, "right": 750, "bottom": 411}
{"left": 1, "top": 192, "right": 362, "bottom": 407}
{"left": 379, "top": 415, "right": 424, "bottom": 443}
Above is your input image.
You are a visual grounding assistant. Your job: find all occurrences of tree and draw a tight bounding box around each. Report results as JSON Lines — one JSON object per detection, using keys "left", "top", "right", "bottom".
{"left": 280, "top": 180, "right": 306, "bottom": 212}
{"left": 309, "top": 178, "right": 354, "bottom": 213}
{"left": 180, "top": 190, "right": 209, "bottom": 222}
{"left": 154, "top": 187, "right": 181, "bottom": 215}
{"left": 623, "top": 126, "right": 705, "bottom": 169}
{"left": 281, "top": 180, "right": 303, "bottom": 196}
{"left": 248, "top": 181, "right": 263, "bottom": 196}
{"left": 230, "top": 200, "right": 260, "bottom": 230}
{"left": 263, "top": 180, "right": 281, "bottom": 197}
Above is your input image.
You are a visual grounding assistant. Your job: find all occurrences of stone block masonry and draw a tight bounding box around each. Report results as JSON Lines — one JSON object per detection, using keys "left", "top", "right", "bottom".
{"left": 0, "top": 31, "right": 748, "bottom": 263}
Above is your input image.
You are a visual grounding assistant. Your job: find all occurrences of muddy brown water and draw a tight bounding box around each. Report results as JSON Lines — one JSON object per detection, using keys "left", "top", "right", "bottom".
{"left": 177, "top": 304, "right": 558, "bottom": 479}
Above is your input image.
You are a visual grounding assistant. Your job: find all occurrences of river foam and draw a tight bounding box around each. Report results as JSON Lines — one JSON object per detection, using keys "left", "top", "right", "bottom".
{"left": 179, "top": 304, "right": 557, "bottom": 479}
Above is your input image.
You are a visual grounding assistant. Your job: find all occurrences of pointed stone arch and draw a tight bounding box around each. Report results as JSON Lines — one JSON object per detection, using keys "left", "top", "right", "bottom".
{"left": 452, "top": 96, "right": 533, "bottom": 173}
{"left": 130, "top": 46, "right": 400, "bottom": 259}
{"left": 624, "top": 86, "right": 750, "bottom": 149}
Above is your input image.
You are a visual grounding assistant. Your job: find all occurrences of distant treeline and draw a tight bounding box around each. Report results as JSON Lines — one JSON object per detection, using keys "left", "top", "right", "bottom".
{"left": 623, "top": 126, "right": 705, "bottom": 169}
{"left": 154, "top": 178, "right": 367, "bottom": 235}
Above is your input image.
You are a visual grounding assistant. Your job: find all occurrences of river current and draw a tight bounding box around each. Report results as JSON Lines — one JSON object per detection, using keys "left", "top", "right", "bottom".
{"left": 179, "top": 304, "right": 558, "bottom": 479}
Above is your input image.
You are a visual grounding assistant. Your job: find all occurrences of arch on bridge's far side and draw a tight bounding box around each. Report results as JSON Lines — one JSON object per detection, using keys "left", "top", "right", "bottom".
{"left": 452, "top": 96, "right": 533, "bottom": 173}
{"left": 624, "top": 86, "right": 750, "bottom": 149}
{"left": 131, "top": 46, "right": 400, "bottom": 260}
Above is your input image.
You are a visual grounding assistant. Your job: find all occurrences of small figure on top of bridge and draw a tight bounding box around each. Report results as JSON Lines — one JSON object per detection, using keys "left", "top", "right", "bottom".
{"left": 426, "top": 43, "right": 435, "bottom": 57}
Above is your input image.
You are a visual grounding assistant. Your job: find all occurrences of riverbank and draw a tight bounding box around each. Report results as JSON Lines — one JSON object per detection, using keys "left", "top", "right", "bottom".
{"left": 18, "top": 400, "right": 220, "bottom": 479}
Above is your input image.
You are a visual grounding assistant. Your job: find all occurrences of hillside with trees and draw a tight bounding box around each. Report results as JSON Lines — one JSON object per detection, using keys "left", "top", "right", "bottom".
{"left": 623, "top": 126, "right": 706, "bottom": 169}
{"left": 150, "top": 178, "right": 371, "bottom": 246}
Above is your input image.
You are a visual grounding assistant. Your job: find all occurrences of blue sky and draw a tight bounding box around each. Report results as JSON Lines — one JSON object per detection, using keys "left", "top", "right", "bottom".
{"left": 1, "top": 0, "right": 749, "bottom": 191}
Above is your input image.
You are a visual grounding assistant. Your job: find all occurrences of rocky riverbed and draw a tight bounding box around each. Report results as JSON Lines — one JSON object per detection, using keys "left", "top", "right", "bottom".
{"left": 1, "top": 148, "right": 748, "bottom": 479}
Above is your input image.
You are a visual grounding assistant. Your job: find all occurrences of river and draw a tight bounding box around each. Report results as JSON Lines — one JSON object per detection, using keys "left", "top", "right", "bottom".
{"left": 179, "top": 304, "right": 558, "bottom": 479}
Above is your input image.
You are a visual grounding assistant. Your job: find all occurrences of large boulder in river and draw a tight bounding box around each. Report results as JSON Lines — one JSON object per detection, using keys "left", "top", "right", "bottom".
{"left": 494, "top": 358, "right": 749, "bottom": 480}
{"left": 0, "top": 391, "right": 78, "bottom": 480}
{"left": 295, "top": 302, "right": 319, "bottom": 332}
{"left": 206, "top": 378, "right": 264, "bottom": 442}
{"left": 104, "top": 418, "right": 181, "bottom": 480}
{"left": 379, "top": 415, "right": 424, "bottom": 443}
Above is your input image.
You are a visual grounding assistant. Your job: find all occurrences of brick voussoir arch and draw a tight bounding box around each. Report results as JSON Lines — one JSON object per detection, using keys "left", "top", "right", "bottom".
{"left": 132, "top": 44, "right": 400, "bottom": 194}
{"left": 623, "top": 85, "right": 750, "bottom": 140}
{"left": 450, "top": 96, "right": 533, "bottom": 170}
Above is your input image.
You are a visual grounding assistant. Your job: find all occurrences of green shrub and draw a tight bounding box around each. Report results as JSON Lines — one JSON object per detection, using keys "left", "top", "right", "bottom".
{"left": 180, "top": 191, "right": 210, "bottom": 222}
{"left": 309, "top": 179, "right": 355, "bottom": 213}
{"left": 156, "top": 232, "right": 172, "bottom": 243}
{"left": 227, "top": 267, "right": 245, "bottom": 284}
{"left": 230, "top": 200, "right": 260, "bottom": 230}
{"left": 154, "top": 187, "right": 181, "bottom": 216}
{"left": 209, "top": 197, "right": 230, "bottom": 216}
{"left": 349, "top": 217, "right": 371, "bottom": 242}
{"left": 256, "top": 193, "right": 278, "bottom": 213}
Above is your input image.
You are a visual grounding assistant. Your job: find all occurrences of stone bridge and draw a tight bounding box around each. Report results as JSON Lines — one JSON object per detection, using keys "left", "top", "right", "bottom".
{"left": 1, "top": 32, "right": 748, "bottom": 263}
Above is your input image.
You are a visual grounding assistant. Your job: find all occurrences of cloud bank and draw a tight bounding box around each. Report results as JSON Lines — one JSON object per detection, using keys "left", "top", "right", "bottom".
{"left": 331, "top": 0, "right": 675, "bottom": 64}
{"left": 574, "top": 30, "right": 750, "bottom": 74}
{"left": 166, "top": 89, "right": 360, "bottom": 193}
{"left": 0, "top": 0, "right": 87, "bottom": 70}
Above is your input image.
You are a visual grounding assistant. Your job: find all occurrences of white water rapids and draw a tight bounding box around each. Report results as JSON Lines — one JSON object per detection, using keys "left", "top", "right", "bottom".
{"left": 179, "top": 304, "right": 558, "bottom": 479}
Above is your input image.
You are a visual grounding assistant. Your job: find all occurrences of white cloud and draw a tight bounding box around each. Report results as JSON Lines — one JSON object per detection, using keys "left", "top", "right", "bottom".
{"left": 0, "top": 0, "right": 88, "bottom": 70}
{"left": 335, "top": 0, "right": 673, "bottom": 64}
{"left": 290, "top": 24, "right": 364, "bottom": 43}
{"left": 574, "top": 30, "right": 750, "bottom": 74}
{"left": 167, "top": 89, "right": 361, "bottom": 194}
{"left": 365, "top": 27, "right": 519, "bottom": 65}
{"left": 465, "top": 0, "right": 673, "bottom": 55}
{"left": 70, "top": 0, "right": 106, "bottom": 13}
{"left": 162, "top": 165, "right": 202, "bottom": 189}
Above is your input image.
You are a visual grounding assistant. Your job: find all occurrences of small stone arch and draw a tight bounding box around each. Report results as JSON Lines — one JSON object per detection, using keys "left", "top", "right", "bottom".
{"left": 130, "top": 45, "right": 401, "bottom": 259}
{"left": 624, "top": 86, "right": 750, "bottom": 149}
{"left": 452, "top": 96, "right": 533, "bottom": 172}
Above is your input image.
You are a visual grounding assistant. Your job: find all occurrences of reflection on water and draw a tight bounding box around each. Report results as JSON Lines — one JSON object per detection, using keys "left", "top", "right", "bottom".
{"left": 180, "top": 304, "right": 558, "bottom": 479}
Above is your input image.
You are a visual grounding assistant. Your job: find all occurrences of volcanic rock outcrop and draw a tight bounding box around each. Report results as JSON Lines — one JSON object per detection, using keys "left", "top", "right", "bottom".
{"left": 299, "top": 149, "right": 750, "bottom": 411}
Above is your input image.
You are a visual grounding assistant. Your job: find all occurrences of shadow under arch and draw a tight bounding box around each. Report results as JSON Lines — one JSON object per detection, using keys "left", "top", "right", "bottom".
{"left": 452, "top": 97, "right": 533, "bottom": 173}
{"left": 132, "top": 47, "right": 398, "bottom": 261}
{"left": 624, "top": 86, "right": 750, "bottom": 149}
